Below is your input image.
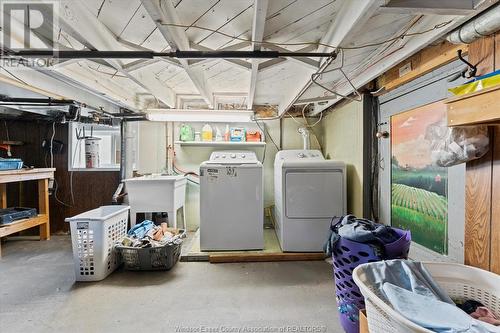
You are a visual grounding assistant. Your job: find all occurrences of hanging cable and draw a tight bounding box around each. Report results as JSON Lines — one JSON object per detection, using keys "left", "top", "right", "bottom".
{"left": 50, "top": 122, "right": 55, "bottom": 168}
{"left": 159, "top": 20, "right": 453, "bottom": 51}
{"left": 254, "top": 119, "right": 280, "bottom": 153}
{"left": 310, "top": 49, "right": 363, "bottom": 103}
{"left": 3, "top": 120, "right": 9, "bottom": 141}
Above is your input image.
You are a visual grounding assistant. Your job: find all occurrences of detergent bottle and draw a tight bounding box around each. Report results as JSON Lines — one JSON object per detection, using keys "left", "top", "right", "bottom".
{"left": 201, "top": 123, "right": 213, "bottom": 142}
{"left": 224, "top": 124, "right": 230, "bottom": 141}
{"left": 215, "top": 126, "right": 223, "bottom": 142}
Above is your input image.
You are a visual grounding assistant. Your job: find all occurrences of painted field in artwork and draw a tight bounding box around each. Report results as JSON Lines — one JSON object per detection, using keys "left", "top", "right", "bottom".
{"left": 391, "top": 101, "right": 448, "bottom": 254}
{"left": 391, "top": 183, "right": 447, "bottom": 253}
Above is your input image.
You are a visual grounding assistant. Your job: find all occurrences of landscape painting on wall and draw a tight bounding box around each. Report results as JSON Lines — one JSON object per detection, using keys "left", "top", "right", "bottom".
{"left": 391, "top": 101, "right": 448, "bottom": 255}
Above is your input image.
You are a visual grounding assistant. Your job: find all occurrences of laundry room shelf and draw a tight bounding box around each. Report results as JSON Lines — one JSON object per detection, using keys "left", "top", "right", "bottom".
{"left": 174, "top": 141, "right": 266, "bottom": 147}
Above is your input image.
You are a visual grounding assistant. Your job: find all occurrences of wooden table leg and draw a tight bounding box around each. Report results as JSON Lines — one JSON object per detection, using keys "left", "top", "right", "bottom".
{"left": 38, "top": 179, "right": 50, "bottom": 240}
{"left": 0, "top": 183, "right": 5, "bottom": 258}
{"left": 0, "top": 183, "right": 6, "bottom": 209}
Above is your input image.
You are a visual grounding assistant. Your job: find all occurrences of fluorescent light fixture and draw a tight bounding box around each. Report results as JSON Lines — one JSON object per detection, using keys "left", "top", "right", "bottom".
{"left": 146, "top": 109, "right": 254, "bottom": 123}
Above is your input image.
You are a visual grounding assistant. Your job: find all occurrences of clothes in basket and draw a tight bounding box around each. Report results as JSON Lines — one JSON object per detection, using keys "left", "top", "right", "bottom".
{"left": 362, "top": 260, "right": 500, "bottom": 333}
{"left": 121, "top": 220, "right": 183, "bottom": 248}
{"left": 324, "top": 215, "right": 411, "bottom": 333}
{"left": 324, "top": 215, "right": 402, "bottom": 257}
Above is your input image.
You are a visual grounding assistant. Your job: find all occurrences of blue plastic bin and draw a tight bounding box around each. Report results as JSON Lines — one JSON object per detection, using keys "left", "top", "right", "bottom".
{"left": 0, "top": 159, "right": 23, "bottom": 170}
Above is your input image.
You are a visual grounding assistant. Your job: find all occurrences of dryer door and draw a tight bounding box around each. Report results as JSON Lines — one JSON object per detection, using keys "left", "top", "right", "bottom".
{"left": 285, "top": 170, "right": 344, "bottom": 218}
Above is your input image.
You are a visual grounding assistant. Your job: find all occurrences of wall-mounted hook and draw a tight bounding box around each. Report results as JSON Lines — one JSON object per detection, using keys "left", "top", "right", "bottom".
{"left": 457, "top": 49, "right": 477, "bottom": 79}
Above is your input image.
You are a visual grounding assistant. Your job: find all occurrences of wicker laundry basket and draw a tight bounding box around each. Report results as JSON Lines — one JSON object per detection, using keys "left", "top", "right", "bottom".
{"left": 352, "top": 262, "right": 500, "bottom": 333}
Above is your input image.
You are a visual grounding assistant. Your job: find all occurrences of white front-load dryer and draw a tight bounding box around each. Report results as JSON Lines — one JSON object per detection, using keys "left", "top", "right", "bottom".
{"left": 200, "top": 151, "right": 263, "bottom": 251}
{"left": 274, "top": 150, "right": 346, "bottom": 252}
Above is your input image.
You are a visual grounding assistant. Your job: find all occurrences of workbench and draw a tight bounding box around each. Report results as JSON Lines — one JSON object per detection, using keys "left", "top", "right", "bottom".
{"left": 0, "top": 168, "right": 55, "bottom": 257}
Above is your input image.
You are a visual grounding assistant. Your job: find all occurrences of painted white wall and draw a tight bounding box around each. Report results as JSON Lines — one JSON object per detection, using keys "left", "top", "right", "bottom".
{"left": 137, "top": 121, "right": 167, "bottom": 174}
{"left": 321, "top": 100, "right": 364, "bottom": 217}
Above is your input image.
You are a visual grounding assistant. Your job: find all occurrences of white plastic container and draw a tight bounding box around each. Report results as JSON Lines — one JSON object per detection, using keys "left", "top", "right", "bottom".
{"left": 123, "top": 175, "right": 187, "bottom": 228}
{"left": 85, "top": 137, "right": 101, "bottom": 168}
{"left": 353, "top": 262, "right": 500, "bottom": 333}
{"left": 65, "top": 205, "right": 129, "bottom": 281}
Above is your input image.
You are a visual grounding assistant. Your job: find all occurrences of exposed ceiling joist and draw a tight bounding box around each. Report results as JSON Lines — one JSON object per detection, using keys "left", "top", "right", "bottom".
{"left": 310, "top": 14, "right": 466, "bottom": 115}
{"left": 264, "top": 44, "right": 320, "bottom": 70}
{"left": 141, "top": 0, "right": 214, "bottom": 108}
{"left": 0, "top": 10, "right": 129, "bottom": 112}
{"left": 248, "top": 0, "right": 269, "bottom": 109}
{"left": 277, "top": 0, "right": 381, "bottom": 115}
{"left": 188, "top": 42, "right": 252, "bottom": 70}
{"left": 219, "top": 41, "right": 252, "bottom": 51}
{"left": 122, "top": 59, "right": 159, "bottom": 72}
{"left": 117, "top": 37, "right": 183, "bottom": 68}
{"left": 59, "top": 0, "right": 176, "bottom": 107}
{"left": 258, "top": 45, "right": 318, "bottom": 71}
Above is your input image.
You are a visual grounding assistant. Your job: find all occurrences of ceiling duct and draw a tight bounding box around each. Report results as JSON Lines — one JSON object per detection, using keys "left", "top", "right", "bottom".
{"left": 447, "top": 3, "right": 500, "bottom": 44}
{"left": 384, "top": 0, "right": 477, "bottom": 15}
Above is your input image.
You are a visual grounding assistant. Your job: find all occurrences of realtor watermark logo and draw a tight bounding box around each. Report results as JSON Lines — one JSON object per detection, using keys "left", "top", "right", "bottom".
{"left": 1, "top": 0, "right": 59, "bottom": 69}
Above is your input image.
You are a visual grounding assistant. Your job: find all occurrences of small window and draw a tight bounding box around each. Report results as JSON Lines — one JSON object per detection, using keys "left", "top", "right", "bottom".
{"left": 68, "top": 122, "right": 138, "bottom": 171}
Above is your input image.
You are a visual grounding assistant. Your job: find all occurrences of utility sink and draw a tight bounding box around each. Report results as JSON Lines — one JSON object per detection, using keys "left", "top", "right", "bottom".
{"left": 123, "top": 174, "right": 187, "bottom": 228}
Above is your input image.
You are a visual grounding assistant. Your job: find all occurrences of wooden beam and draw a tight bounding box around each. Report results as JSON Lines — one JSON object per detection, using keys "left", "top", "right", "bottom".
{"left": 248, "top": 0, "right": 269, "bottom": 109}
{"left": 447, "top": 85, "right": 500, "bottom": 126}
{"left": 59, "top": 0, "right": 176, "bottom": 107}
{"left": 209, "top": 252, "right": 325, "bottom": 263}
{"left": 0, "top": 215, "right": 49, "bottom": 238}
{"left": 491, "top": 126, "right": 500, "bottom": 274}
{"left": 465, "top": 147, "right": 493, "bottom": 271}
{"left": 258, "top": 45, "right": 319, "bottom": 71}
{"left": 141, "top": 0, "right": 214, "bottom": 108}
{"left": 378, "top": 41, "right": 468, "bottom": 93}
{"left": 117, "top": 37, "right": 183, "bottom": 68}
{"left": 122, "top": 59, "right": 159, "bottom": 72}
{"left": 277, "top": 0, "right": 381, "bottom": 115}
{"left": 189, "top": 42, "right": 252, "bottom": 70}
{"left": 38, "top": 179, "right": 50, "bottom": 240}
{"left": 0, "top": 184, "right": 6, "bottom": 209}
{"left": 264, "top": 44, "right": 319, "bottom": 70}
{"left": 310, "top": 14, "right": 475, "bottom": 115}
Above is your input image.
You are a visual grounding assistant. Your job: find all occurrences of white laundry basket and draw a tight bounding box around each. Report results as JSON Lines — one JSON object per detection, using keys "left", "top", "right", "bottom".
{"left": 65, "top": 205, "right": 129, "bottom": 281}
{"left": 353, "top": 262, "right": 500, "bottom": 333}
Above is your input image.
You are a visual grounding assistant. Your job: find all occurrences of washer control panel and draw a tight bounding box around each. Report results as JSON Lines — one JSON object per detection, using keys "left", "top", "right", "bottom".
{"left": 209, "top": 151, "right": 258, "bottom": 163}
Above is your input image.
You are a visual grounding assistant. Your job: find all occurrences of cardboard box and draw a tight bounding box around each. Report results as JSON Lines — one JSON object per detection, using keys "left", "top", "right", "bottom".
{"left": 359, "top": 309, "right": 369, "bottom": 333}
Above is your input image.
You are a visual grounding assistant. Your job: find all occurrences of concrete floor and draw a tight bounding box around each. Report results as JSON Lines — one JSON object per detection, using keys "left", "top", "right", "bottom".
{"left": 0, "top": 236, "right": 342, "bottom": 333}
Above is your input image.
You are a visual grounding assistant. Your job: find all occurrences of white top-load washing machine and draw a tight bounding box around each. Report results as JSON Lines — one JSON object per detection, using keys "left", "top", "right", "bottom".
{"left": 274, "top": 150, "right": 346, "bottom": 252}
{"left": 200, "top": 151, "right": 263, "bottom": 251}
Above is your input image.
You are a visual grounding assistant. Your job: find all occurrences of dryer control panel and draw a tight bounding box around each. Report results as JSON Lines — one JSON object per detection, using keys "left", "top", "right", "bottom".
{"left": 276, "top": 149, "right": 325, "bottom": 161}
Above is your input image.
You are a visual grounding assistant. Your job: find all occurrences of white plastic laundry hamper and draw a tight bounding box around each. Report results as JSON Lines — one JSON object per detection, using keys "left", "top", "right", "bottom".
{"left": 65, "top": 205, "right": 129, "bottom": 281}
{"left": 353, "top": 262, "right": 500, "bottom": 333}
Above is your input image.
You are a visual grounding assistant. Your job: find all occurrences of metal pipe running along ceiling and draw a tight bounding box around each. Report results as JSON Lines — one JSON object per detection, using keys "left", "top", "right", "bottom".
{"left": 2, "top": 50, "right": 337, "bottom": 59}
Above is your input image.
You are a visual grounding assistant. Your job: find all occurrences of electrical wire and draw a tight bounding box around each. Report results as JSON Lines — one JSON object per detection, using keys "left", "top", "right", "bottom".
{"left": 50, "top": 121, "right": 55, "bottom": 168}
{"left": 52, "top": 178, "right": 72, "bottom": 207}
{"left": 254, "top": 119, "right": 280, "bottom": 153}
{"left": 3, "top": 120, "right": 9, "bottom": 141}
{"left": 287, "top": 103, "right": 323, "bottom": 151}
{"left": 169, "top": 146, "right": 199, "bottom": 177}
{"left": 69, "top": 130, "right": 84, "bottom": 205}
{"left": 0, "top": 65, "right": 28, "bottom": 85}
{"left": 159, "top": 19, "right": 452, "bottom": 111}
{"left": 253, "top": 120, "right": 267, "bottom": 163}
{"left": 160, "top": 20, "right": 453, "bottom": 51}
{"left": 287, "top": 103, "right": 323, "bottom": 128}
